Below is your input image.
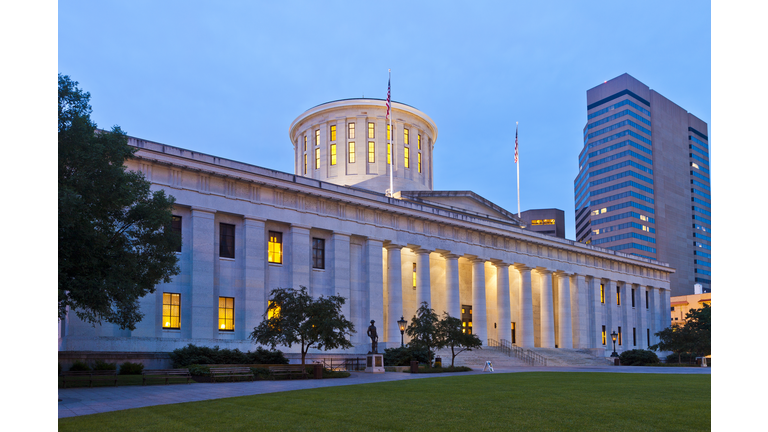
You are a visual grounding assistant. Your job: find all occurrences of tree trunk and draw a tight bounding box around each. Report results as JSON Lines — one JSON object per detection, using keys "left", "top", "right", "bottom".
{"left": 451, "top": 345, "right": 456, "bottom": 367}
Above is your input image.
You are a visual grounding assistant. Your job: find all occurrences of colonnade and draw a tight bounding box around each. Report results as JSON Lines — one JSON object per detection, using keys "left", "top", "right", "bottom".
{"left": 381, "top": 243, "right": 670, "bottom": 354}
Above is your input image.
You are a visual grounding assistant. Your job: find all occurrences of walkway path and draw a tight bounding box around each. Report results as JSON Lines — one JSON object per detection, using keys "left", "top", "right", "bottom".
{"left": 58, "top": 366, "right": 711, "bottom": 419}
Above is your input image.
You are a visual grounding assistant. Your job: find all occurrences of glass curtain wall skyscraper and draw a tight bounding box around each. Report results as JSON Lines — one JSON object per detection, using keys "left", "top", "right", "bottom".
{"left": 574, "top": 74, "right": 711, "bottom": 296}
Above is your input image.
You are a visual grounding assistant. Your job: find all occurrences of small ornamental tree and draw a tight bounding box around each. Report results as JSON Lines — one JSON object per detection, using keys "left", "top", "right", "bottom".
{"left": 406, "top": 302, "right": 440, "bottom": 364}
{"left": 249, "top": 287, "right": 355, "bottom": 365}
{"left": 435, "top": 313, "right": 482, "bottom": 367}
{"left": 650, "top": 304, "right": 711, "bottom": 363}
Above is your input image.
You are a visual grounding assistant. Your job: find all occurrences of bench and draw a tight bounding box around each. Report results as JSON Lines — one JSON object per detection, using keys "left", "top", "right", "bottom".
{"left": 142, "top": 369, "right": 192, "bottom": 385}
{"left": 268, "top": 365, "right": 309, "bottom": 380}
{"left": 61, "top": 370, "right": 118, "bottom": 388}
{"left": 209, "top": 367, "right": 254, "bottom": 383}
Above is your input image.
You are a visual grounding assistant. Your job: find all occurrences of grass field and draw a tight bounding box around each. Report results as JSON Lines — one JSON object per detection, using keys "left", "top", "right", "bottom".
{"left": 59, "top": 372, "right": 710, "bottom": 431}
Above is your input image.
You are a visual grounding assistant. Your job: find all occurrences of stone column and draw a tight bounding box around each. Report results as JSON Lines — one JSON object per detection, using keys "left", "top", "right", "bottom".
{"left": 443, "top": 253, "right": 461, "bottom": 319}
{"left": 366, "top": 239, "right": 384, "bottom": 348}
{"left": 243, "top": 217, "right": 267, "bottom": 335}
{"left": 606, "top": 279, "right": 617, "bottom": 344}
{"left": 290, "top": 225, "right": 311, "bottom": 291}
{"left": 619, "top": 281, "right": 630, "bottom": 350}
{"left": 571, "top": 274, "right": 589, "bottom": 348}
{"left": 555, "top": 271, "right": 573, "bottom": 349}
{"left": 637, "top": 284, "right": 647, "bottom": 348}
{"left": 661, "top": 288, "right": 671, "bottom": 330}
{"left": 332, "top": 233, "right": 351, "bottom": 324}
{"left": 385, "top": 243, "right": 404, "bottom": 345}
{"left": 494, "top": 262, "right": 511, "bottom": 343}
{"left": 515, "top": 265, "right": 535, "bottom": 348}
{"left": 537, "top": 268, "right": 555, "bottom": 348}
{"left": 471, "top": 257, "right": 488, "bottom": 345}
{"left": 414, "top": 248, "right": 433, "bottom": 307}
{"left": 190, "top": 208, "right": 216, "bottom": 340}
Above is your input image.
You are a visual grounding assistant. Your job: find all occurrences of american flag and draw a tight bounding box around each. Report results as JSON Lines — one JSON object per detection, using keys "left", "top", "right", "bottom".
{"left": 386, "top": 76, "right": 391, "bottom": 120}
{"left": 514, "top": 124, "right": 519, "bottom": 163}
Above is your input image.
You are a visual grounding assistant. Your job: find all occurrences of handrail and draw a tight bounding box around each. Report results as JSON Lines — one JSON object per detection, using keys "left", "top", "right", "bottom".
{"left": 487, "top": 338, "right": 547, "bottom": 367}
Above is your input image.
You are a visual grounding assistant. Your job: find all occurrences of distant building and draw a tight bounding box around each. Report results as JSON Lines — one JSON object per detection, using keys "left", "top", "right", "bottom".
{"left": 520, "top": 209, "right": 565, "bottom": 238}
{"left": 670, "top": 288, "right": 711, "bottom": 324}
{"left": 574, "top": 74, "right": 711, "bottom": 296}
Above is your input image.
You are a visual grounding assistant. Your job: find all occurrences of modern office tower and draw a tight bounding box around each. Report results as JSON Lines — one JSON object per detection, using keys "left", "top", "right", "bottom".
{"left": 520, "top": 208, "right": 565, "bottom": 238}
{"left": 574, "top": 74, "right": 711, "bottom": 296}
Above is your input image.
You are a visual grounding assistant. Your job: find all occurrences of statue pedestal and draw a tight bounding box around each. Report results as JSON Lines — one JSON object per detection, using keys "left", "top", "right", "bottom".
{"left": 365, "top": 354, "right": 385, "bottom": 373}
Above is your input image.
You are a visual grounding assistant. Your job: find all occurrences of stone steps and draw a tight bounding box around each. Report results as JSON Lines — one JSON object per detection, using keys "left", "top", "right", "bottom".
{"left": 435, "top": 348, "right": 529, "bottom": 368}
{"left": 435, "top": 346, "right": 613, "bottom": 368}
{"left": 527, "top": 348, "right": 613, "bottom": 367}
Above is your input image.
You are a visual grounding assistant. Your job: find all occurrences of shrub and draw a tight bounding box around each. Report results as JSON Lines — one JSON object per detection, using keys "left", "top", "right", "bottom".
{"left": 383, "top": 346, "right": 433, "bottom": 366}
{"left": 665, "top": 352, "right": 698, "bottom": 364}
{"left": 247, "top": 347, "right": 289, "bottom": 365}
{"left": 119, "top": 361, "right": 145, "bottom": 375}
{"left": 187, "top": 364, "right": 211, "bottom": 376}
{"left": 69, "top": 360, "right": 90, "bottom": 371}
{"left": 92, "top": 360, "right": 117, "bottom": 371}
{"left": 169, "top": 344, "right": 287, "bottom": 367}
{"left": 619, "top": 349, "right": 660, "bottom": 366}
{"left": 250, "top": 367, "right": 272, "bottom": 379}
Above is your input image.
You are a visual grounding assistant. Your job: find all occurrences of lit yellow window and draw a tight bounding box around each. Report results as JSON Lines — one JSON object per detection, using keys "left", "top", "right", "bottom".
{"left": 219, "top": 297, "right": 234, "bottom": 331}
{"left": 404, "top": 128, "right": 409, "bottom": 145}
{"left": 162, "top": 293, "right": 180, "bottom": 329}
{"left": 330, "top": 144, "right": 337, "bottom": 166}
{"left": 462, "top": 308, "right": 465, "bottom": 314}
{"left": 330, "top": 125, "right": 336, "bottom": 142}
{"left": 418, "top": 134, "right": 421, "bottom": 150}
{"left": 315, "top": 129, "right": 320, "bottom": 146}
{"left": 368, "top": 142, "right": 375, "bottom": 163}
{"left": 387, "top": 124, "right": 391, "bottom": 141}
{"left": 404, "top": 147, "right": 410, "bottom": 168}
{"left": 304, "top": 136, "right": 307, "bottom": 152}
{"left": 268, "top": 231, "right": 283, "bottom": 264}
{"left": 368, "top": 122, "right": 375, "bottom": 139}
{"left": 412, "top": 263, "right": 417, "bottom": 289}
{"left": 691, "top": 162, "right": 699, "bottom": 169}
{"left": 617, "top": 287, "right": 621, "bottom": 306}
{"left": 348, "top": 123, "right": 355, "bottom": 139}
{"left": 349, "top": 142, "right": 355, "bottom": 163}
{"left": 315, "top": 148, "right": 320, "bottom": 169}
{"left": 387, "top": 143, "right": 391, "bottom": 165}
{"left": 303, "top": 153, "right": 307, "bottom": 174}
{"left": 268, "top": 300, "right": 281, "bottom": 320}
{"left": 601, "top": 208, "right": 607, "bottom": 214}
{"left": 602, "top": 326, "right": 607, "bottom": 345}
{"left": 418, "top": 152, "right": 422, "bottom": 173}
{"left": 600, "top": 284, "right": 605, "bottom": 303}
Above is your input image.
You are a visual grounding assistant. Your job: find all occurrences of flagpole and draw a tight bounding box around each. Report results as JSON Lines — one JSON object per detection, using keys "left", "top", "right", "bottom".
{"left": 516, "top": 122, "right": 520, "bottom": 218}
{"left": 388, "top": 69, "right": 393, "bottom": 197}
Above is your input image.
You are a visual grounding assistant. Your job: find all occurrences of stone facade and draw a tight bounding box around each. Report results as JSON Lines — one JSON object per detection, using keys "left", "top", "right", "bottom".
{"left": 59, "top": 100, "right": 674, "bottom": 358}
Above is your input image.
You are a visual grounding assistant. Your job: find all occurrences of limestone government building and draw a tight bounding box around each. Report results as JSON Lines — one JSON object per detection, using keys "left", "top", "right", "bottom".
{"left": 59, "top": 98, "right": 674, "bottom": 359}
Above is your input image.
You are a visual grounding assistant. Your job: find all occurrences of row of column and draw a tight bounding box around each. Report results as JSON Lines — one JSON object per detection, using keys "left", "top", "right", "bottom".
{"left": 382, "top": 243, "right": 668, "bottom": 352}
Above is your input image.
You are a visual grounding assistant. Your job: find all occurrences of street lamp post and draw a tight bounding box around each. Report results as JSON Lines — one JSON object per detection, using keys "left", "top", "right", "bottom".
{"left": 610, "top": 330, "right": 619, "bottom": 358}
{"left": 397, "top": 316, "right": 407, "bottom": 348}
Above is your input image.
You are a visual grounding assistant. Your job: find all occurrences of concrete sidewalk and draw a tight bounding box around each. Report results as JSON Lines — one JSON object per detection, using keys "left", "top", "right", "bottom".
{"left": 58, "top": 366, "right": 711, "bottom": 419}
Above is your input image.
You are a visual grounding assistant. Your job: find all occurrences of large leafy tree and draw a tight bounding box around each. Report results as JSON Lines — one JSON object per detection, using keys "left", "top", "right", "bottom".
{"left": 435, "top": 313, "right": 482, "bottom": 367}
{"left": 250, "top": 287, "right": 356, "bottom": 365}
{"left": 59, "top": 74, "right": 180, "bottom": 330}
{"left": 406, "top": 302, "right": 440, "bottom": 364}
{"left": 650, "top": 304, "right": 711, "bottom": 362}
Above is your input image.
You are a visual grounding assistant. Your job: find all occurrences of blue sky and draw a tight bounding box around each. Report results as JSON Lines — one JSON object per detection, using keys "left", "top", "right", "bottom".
{"left": 57, "top": 1, "right": 711, "bottom": 240}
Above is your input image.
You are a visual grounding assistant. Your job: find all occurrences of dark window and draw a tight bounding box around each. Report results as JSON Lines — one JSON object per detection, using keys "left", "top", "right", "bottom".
{"left": 219, "top": 223, "right": 235, "bottom": 258}
{"left": 647, "top": 328, "right": 650, "bottom": 345}
{"left": 646, "top": 291, "right": 649, "bottom": 309}
{"left": 631, "top": 288, "right": 635, "bottom": 308}
{"left": 172, "top": 216, "right": 182, "bottom": 252}
{"left": 312, "top": 238, "right": 325, "bottom": 269}
{"left": 633, "top": 328, "right": 636, "bottom": 346}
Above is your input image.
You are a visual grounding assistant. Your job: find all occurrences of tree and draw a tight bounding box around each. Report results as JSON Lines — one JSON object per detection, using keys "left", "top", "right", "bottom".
{"left": 406, "top": 302, "right": 440, "bottom": 364}
{"left": 250, "top": 287, "right": 356, "bottom": 365}
{"left": 58, "top": 74, "right": 180, "bottom": 330}
{"left": 435, "top": 313, "right": 483, "bottom": 367}
{"left": 650, "top": 304, "right": 711, "bottom": 362}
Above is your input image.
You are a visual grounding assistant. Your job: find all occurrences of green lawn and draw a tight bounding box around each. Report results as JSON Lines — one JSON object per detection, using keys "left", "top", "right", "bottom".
{"left": 59, "top": 372, "right": 710, "bottom": 431}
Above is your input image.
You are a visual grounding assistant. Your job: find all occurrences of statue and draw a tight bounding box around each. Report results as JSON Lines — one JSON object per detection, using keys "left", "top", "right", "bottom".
{"left": 367, "top": 320, "right": 378, "bottom": 354}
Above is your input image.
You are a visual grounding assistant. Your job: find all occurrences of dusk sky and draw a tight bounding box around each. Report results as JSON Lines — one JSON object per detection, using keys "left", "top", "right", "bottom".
{"left": 57, "top": 1, "right": 711, "bottom": 240}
